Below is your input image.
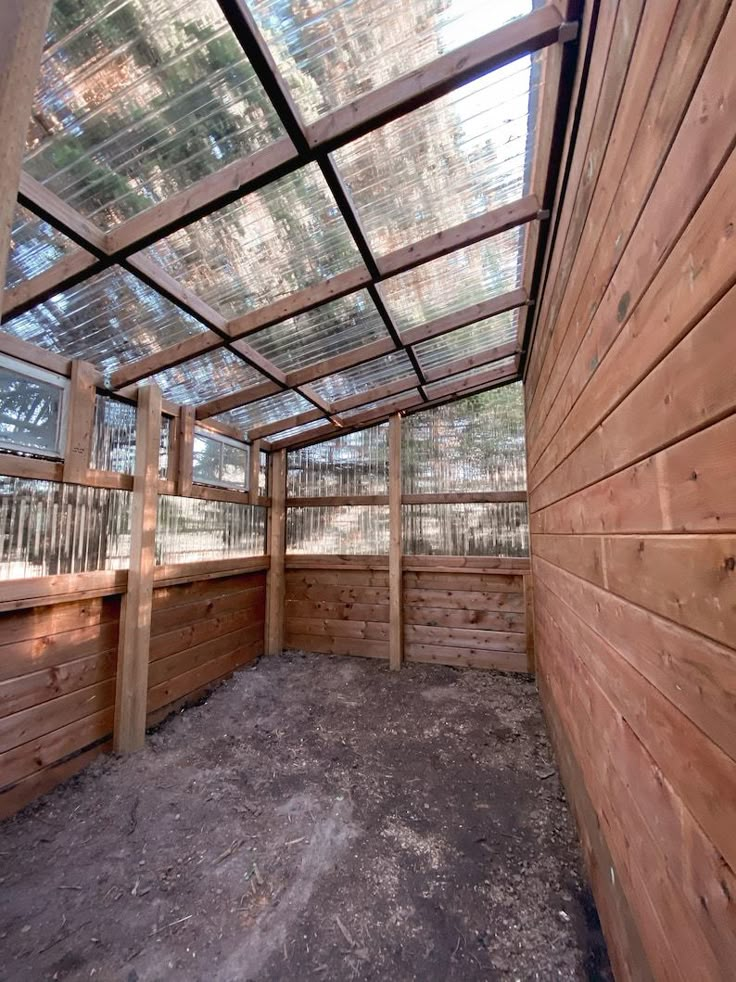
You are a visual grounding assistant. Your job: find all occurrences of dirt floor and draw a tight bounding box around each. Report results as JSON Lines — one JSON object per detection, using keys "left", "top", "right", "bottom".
{"left": 0, "top": 651, "right": 611, "bottom": 981}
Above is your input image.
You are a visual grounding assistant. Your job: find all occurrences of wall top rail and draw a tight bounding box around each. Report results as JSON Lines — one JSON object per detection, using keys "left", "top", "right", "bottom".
{"left": 284, "top": 554, "right": 530, "bottom": 572}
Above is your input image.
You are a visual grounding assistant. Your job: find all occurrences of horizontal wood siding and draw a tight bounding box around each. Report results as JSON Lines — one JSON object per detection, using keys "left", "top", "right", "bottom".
{"left": 525, "top": 1, "right": 736, "bottom": 977}
{"left": 0, "top": 595, "right": 120, "bottom": 819}
{"left": 284, "top": 560, "right": 532, "bottom": 671}
{"left": 148, "top": 572, "right": 266, "bottom": 719}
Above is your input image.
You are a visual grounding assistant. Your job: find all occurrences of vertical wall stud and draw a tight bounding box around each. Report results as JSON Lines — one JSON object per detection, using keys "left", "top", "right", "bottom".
{"left": 389, "top": 413, "right": 403, "bottom": 671}
{"left": 175, "top": 406, "right": 195, "bottom": 496}
{"left": 249, "top": 439, "right": 261, "bottom": 504}
{"left": 114, "top": 384, "right": 162, "bottom": 753}
{"left": 266, "top": 449, "right": 286, "bottom": 655}
{"left": 0, "top": 0, "right": 54, "bottom": 311}
{"left": 62, "top": 361, "right": 97, "bottom": 484}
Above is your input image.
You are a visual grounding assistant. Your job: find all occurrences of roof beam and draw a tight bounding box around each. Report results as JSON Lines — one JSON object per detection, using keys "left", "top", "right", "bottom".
{"left": 195, "top": 380, "right": 282, "bottom": 420}
{"left": 284, "top": 337, "right": 396, "bottom": 389}
{"left": 3, "top": 248, "right": 99, "bottom": 318}
{"left": 424, "top": 361, "right": 517, "bottom": 401}
{"left": 247, "top": 408, "right": 326, "bottom": 442}
{"left": 399, "top": 287, "right": 528, "bottom": 346}
{"left": 421, "top": 340, "right": 519, "bottom": 383}
{"left": 331, "top": 375, "right": 420, "bottom": 415}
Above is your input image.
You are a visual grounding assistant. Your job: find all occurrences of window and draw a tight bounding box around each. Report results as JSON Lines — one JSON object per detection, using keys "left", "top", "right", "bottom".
{"left": 192, "top": 430, "right": 249, "bottom": 490}
{"left": 0, "top": 355, "right": 68, "bottom": 458}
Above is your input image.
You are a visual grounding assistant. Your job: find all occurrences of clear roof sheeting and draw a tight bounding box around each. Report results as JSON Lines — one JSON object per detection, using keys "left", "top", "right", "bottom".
{"left": 311, "top": 350, "right": 416, "bottom": 404}
{"left": 212, "top": 389, "right": 315, "bottom": 434}
{"left": 149, "top": 347, "right": 266, "bottom": 405}
{"left": 380, "top": 227, "right": 526, "bottom": 332}
{"left": 25, "top": 0, "right": 283, "bottom": 230}
{"left": 4, "top": 267, "right": 207, "bottom": 378}
{"left": 272, "top": 418, "right": 330, "bottom": 442}
{"left": 337, "top": 392, "right": 420, "bottom": 421}
{"left": 423, "top": 356, "right": 517, "bottom": 398}
{"left": 5, "top": 206, "right": 79, "bottom": 289}
{"left": 333, "top": 55, "right": 541, "bottom": 254}
{"left": 247, "top": 291, "right": 387, "bottom": 373}
{"left": 414, "top": 308, "right": 520, "bottom": 373}
{"left": 140, "top": 164, "right": 361, "bottom": 317}
{"left": 250, "top": 0, "right": 532, "bottom": 124}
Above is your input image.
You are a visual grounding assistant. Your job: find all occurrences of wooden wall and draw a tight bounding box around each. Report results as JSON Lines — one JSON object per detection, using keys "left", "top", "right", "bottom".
{"left": 284, "top": 557, "right": 532, "bottom": 672}
{"left": 524, "top": 1, "right": 736, "bottom": 977}
{"left": 0, "top": 568, "right": 266, "bottom": 818}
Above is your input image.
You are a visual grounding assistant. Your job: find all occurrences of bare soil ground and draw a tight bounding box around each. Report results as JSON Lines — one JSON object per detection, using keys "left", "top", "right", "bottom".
{"left": 0, "top": 651, "right": 611, "bottom": 981}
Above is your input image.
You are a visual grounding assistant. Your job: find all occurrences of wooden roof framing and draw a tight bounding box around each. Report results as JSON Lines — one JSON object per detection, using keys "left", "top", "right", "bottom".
{"left": 2, "top": 1, "right": 579, "bottom": 451}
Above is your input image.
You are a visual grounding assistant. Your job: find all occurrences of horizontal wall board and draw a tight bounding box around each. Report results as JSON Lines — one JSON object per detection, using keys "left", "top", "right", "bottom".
{"left": 405, "top": 643, "right": 527, "bottom": 672}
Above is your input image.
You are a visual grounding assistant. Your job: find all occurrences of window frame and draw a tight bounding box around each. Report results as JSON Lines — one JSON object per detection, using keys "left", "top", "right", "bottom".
{"left": 192, "top": 428, "right": 250, "bottom": 491}
{"left": 0, "top": 354, "right": 69, "bottom": 459}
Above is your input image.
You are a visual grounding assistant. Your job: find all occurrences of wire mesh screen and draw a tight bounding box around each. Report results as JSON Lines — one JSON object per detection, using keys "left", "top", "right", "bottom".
{"left": 156, "top": 496, "right": 266, "bottom": 565}
{"left": 287, "top": 506, "right": 389, "bottom": 554}
{"left": 402, "top": 384, "right": 526, "bottom": 493}
{"left": 0, "top": 478, "right": 131, "bottom": 578}
{"left": 403, "top": 502, "right": 529, "bottom": 557}
{"left": 287, "top": 425, "right": 388, "bottom": 497}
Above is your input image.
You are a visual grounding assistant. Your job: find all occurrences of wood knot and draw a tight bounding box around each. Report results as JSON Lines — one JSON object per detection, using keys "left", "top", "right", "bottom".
{"left": 724, "top": 556, "right": 736, "bottom": 573}
{"left": 616, "top": 291, "right": 631, "bottom": 323}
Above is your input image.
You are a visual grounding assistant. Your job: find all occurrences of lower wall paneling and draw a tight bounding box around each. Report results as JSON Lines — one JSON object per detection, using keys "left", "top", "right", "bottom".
{"left": 284, "top": 558, "right": 532, "bottom": 671}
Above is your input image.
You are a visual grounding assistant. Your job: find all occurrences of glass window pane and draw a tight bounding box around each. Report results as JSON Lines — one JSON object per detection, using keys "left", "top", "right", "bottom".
{"left": 150, "top": 348, "right": 265, "bottom": 405}
{"left": 380, "top": 227, "right": 526, "bottom": 332}
{"left": 250, "top": 0, "right": 532, "bottom": 124}
{"left": 221, "top": 441, "right": 249, "bottom": 489}
{"left": 287, "top": 425, "right": 388, "bottom": 496}
{"left": 192, "top": 432, "right": 222, "bottom": 485}
{"left": 5, "top": 206, "right": 79, "bottom": 289}
{"left": 286, "top": 505, "right": 389, "bottom": 554}
{"left": 0, "top": 478, "right": 131, "bottom": 577}
{"left": 156, "top": 496, "right": 266, "bottom": 564}
{"left": 333, "top": 54, "right": 542, "bottom": 254}
{"left": 0, "top": 361, "right": 65, "bottom": 456}
{"left": 212, "top": 390, "right": 314, "bottom": 434}
{"left": 140, "top": 164, "right": 361, "bottom": 318}
{"left": 403, "top": 502, "right": 529, "bottom": 556}
{"left": 248, "top": 291, "right": 387, "bottom": 373}
{"left": 4, "top": 267, "right": 207, "bottom": 380}
{"left": 310, "top": 351, "right": 415, "bottom": 404}
{"left": 414, "top": 308, "right": 520, "bottom": 373}
{"left": 26, "top": 0, "right": 283, "bottom": 230}
{"left": 402, "top": 384, "right": 526, "bottom": 493}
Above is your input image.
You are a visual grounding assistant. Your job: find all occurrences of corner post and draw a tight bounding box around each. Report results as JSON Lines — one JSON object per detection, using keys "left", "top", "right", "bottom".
{"left": 389, "top": 413, "right": 403, "bottom": 670}
{"left": 249, "top": 439, "right": 261, "bottom": 504}
{"left": 114, "top": 384, "right": 162, "bottom": 753}
{"left": 175, "top": 406, "right": 195, "bottom": 495}
{"left": 266, "top": 449, "right": 286, "bottom": 655}
{"left": 62, "top": 360, "right": 97, "bottom": 484}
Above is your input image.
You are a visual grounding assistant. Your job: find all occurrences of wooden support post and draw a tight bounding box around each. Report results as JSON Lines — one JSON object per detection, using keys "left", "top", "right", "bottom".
{"left": 389, "top": 413, "right": 403, "bottom": 671}
{"left": 0, "top": 0, "right": 53, "bottom": 312}
{"left": 62, "top": 360, "right": 98, "bottom": 484}
{"left": 175, "top": 406, "right": 195, "bottom": 496}
{"left": 114, "top": 384, "right": 162, "bottom": 753}
{"left": 249, "top": 439, "right": 261, "bottom": 504}
{"left": 266, "top": 449, "right": 286, "bottom": 655}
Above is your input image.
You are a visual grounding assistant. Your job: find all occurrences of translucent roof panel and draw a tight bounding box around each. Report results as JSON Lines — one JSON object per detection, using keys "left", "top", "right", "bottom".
{"left": 380, "top": 226, "right": 526, "bottom": 332}
{"left": 212, "top": 390, "right": 315, "bottom": 434}
{"left": 5, "top": 206, "right": 79, "bottom": 289}
{"left": 248, "top": 291, "right": 387, "bottom": 374}
{"left": 311, "top": 351, "right": 416, "bottom": 404}
{"left": 333, "top": 54, "right": 541, "bottom": 254}
{"left": 414, "top": 308, "right": 520, "bottom": 373}
{"left": 274, "top": 419, "right": 330, "bottom": 443}
{"left": 4, "top": 267, "right": 207, "bottom": 379}
{"left": 25, "top": 0, "right": 283, "bottom": 231}
{"left": 250, "top": 0, "right": 532, "bottom": 124}
{"left": 424, "top": 357, "right": 517, "bottom": 399}
{"left": 140, "top": 164, "right": 361, "bottom": 317}
{"left": 149, "top": 348, "right": 266, "bottom": 406}
{"left": 337, "top": 392, "right": 420, "bottom": 422}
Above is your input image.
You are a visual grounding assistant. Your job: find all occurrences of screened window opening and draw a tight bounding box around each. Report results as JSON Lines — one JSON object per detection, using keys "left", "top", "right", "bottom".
{"left": 192, "top": 430, "right": 250, "bottom": 490}
{"left": 0, "top": 356, "right": 68, "bottom": 458}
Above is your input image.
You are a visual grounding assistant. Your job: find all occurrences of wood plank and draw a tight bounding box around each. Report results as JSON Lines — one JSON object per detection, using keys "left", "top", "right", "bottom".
{"left": 150, "top": 607, "right": 264, "bottom": 663}
{"left": 285, "top": 599, "right": 390, "bottom": 623}
{"left": 286, "top": 568, "right": 390, "bottom": 587}
{"left": 266, "top": 449, "right": 286, "bottom": 655}
{"left": 149, "top": 624, "right": 263, "bottom": 687}
{"left": 377, "top": 195, "right": 541, "bottom": 278}
{"left": 284, "top": 337, "right": 396, "bottom": 389}
{"left": 403, "top": 571, "right": 523, "bottom": 592}
{"left": 0, "top": 330, "right": 72, "bottom": 377}
{"left": 0, "top": 594, "right": 120, "bottom": 647}
{"left": 248, "top": 438, "right": 261, "bottom": 504}
{"left": 0, "top": 678, "right": 115, "bottom": 754}
{"left": 0, "top": 454, "right": 62, "bottom": 483}
{"left": 422, "top": 340, "right": 518, "bottom": 383}
{"left": 0, "top": 648, "right": 116, "bottom": 719}
{"left": 175, "top": 406, "right": 195, "bottom": 496}
{"left": 195, "top": 380, "right": 282, "bottom": 420}
{"left": 405, "top": 623, "right": 527, "bottom": 653}
{"left": 62, "top": 360, "right": 97, "bottom": 484}
{"left": 113, "top": 384, "right": 161, "bottom": 753}
{"left": 405, "top": 644, "right": 527, "bottom": 673}
{"left": 403, "top": 491, "right": 528, "bottom": 505}
{"left": 285, "top": 617, "right": 388, "bottom": 642}
{"left": 389, "top": 413, "right": 402, "bottom": 672}
{"left": 0, "top": 618, "right": 119, "bottom": 683}
{"left": 3, "top": 249, "right": 99, "bottom": 321}
{"left": 284, "top": 555, "right": 389, "bottom": 570}
{"left": 403, "top": 588, "right": 524, "bottom": 612}
{"left": 287, "top": 494, "right": 389, "bottom": 507}
{"left": 400, "top": 288, "right": 528, "bottom": 347}
{"left": 151, "top": 573, "right": 265, "bottom": 613}
{"left": 153, "top": 557, "right": 268, "bottom": 586}
{"left": 403, "top": 555, "right": 530, "bottom": 570}
{"left": 307, "top": 5, "right": 564, "bottom": 149}
{"left": 284, "top": 634, "right": 388, "bottom": 660}
{"left": 147, "top": 642, "right": 260, "bottom": 714}
{"left": 0, "top": 569, "right": 127, "bottom": 612}
{"left": 285, "top": 583, "right": 390, "bottom": 605}
{"left": 403, "top": 605, "right": 524, "bottom": 632}
{"left": 424, "top": 364, "right": 517, "bottom": 401}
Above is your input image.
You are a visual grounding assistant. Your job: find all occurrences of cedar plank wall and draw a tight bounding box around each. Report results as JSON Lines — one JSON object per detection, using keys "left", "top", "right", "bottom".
{"left": 524, "top": 0, "right": 736, "bottom": 978}
{"left": 284, "top": 560, "right": 531, "bottom": 672}
{"left": 0, "top": 572, "right": 266, "bottom": 818}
